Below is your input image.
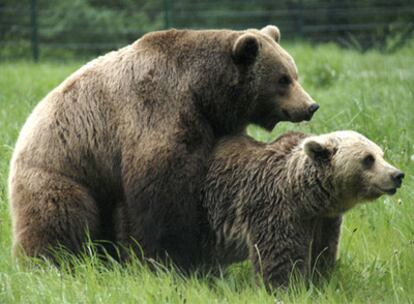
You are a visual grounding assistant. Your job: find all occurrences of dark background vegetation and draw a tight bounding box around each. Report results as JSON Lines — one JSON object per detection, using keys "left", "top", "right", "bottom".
{"left": 0, "top": 0, "right": 413, "bottom": 60}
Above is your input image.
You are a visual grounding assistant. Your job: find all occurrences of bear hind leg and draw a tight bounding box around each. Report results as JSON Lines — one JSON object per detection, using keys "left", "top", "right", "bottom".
{"left": 11, "top": 168, "right": 100, "bottom": 262}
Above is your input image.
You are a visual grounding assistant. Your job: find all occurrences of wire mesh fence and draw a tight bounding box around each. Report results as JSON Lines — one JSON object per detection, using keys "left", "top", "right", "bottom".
{"left": 1, "top": 0, "right": 413, "bottom": 61}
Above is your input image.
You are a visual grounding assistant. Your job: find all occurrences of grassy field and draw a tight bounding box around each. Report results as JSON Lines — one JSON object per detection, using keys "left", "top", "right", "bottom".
{"left": 0, "top": 42, "right": 413, "bottom": 303}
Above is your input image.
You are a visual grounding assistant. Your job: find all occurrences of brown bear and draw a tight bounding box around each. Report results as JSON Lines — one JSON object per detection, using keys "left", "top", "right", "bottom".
{"left": 9, "top": 26, "right": 318, "bottom": 269}
{"left": 201, "top": 131, "right": 404, "bottom": 289}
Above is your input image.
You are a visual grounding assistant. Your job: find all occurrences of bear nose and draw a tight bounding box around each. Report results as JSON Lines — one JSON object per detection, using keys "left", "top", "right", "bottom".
{"left": 391, "top": 170, "right": 405, "bottom": 187}
{"left": 308, "top": 104, "right": 320, "bottom": 115}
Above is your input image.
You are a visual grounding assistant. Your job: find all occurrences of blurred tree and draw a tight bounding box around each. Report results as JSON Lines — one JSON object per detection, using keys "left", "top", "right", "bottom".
{"left": 0, "top": 0, "right": 413, "bottom": 59}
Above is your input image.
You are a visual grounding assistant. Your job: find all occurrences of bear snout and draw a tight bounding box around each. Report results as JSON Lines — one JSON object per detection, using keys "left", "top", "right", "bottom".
{"left": 376, "top": 169, "right": 404, "bottom": 195}
{"left": 305, "top": 103, "right": 320, "bottom": 121}
{"left": 309, "top": 103, "right": 320, "bottom": 114}
{"left": 281, "top": 103, "right": 319, "bottom": 123}
{"left": 295, "top": 103, "right": 320, "bottom": 122}
{"left": 391, "top": 170, "right": 404, "bottom": 188}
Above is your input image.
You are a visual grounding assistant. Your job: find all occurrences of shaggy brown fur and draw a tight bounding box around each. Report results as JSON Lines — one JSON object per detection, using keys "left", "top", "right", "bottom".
{"left": 201, "top": 131, "right": 403, "bottom": 289}
{"left": 9, "top": 26, "right": 318, "bottom": 269}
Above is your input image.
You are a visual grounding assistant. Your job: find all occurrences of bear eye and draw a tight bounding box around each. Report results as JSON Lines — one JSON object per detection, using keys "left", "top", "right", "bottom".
{"left": 278, "top": 75, "right": 291, "bottom": 86}
{"left": 362, "top": 154, "right": 375, "bottom": 168}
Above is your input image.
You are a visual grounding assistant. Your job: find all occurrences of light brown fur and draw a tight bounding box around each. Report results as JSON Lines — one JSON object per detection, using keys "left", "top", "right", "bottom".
{"left": 201, "top": 131, "right": 403, "bottom": 289}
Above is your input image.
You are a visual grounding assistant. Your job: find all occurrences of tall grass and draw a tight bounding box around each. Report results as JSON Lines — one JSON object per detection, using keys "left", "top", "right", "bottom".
{"left": 0, "top": 41, "right": 413, "bottom": 303}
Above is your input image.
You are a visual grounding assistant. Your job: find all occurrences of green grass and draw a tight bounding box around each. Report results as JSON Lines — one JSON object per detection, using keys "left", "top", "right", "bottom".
{"left": 1, "top": 42, "right": 414, "bottom": 303}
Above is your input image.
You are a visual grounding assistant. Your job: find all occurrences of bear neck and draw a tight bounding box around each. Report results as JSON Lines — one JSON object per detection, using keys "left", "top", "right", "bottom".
{"left": 139, "top": 30, "right": 259, "bottom": 137}
{"left": 264, "top": 147, "right": 338, "bottom": 218}
{"left": 190, "top": 69, "right": 258, "bottom": 137}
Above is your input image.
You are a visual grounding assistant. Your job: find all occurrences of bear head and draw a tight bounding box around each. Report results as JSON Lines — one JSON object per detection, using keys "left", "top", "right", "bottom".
{"left": 232, "top": 25, "right": 319, "bottom": 131}
{"left": 303, "top": 131, "right": 404, "bottom": 213}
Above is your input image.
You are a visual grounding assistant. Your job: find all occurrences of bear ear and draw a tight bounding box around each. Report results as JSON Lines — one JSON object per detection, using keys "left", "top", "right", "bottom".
{"left": 232, "top": 34, "right": 259, "bottom": 65}
{"left": 304, "top": 139, "right": 332, "bottom": 161}
{"left": 260, "top": 25, "right": 281, "bottom": 43}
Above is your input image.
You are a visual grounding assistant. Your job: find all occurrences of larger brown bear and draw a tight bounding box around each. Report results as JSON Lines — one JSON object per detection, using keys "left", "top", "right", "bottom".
{"left": 9, "top": 26, "right": 318, "bottom": 269}
{"left": 201, "top": 131, "right": 404, "bottom": 289}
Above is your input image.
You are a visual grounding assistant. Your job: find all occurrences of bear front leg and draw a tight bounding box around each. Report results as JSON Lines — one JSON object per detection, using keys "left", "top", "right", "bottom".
{"left": 120, "top": 139, "right": 208, "bottom": 270}
{"left": 248, "top": 224, "right": 309, "bottom": 290}
{"left": 310, "top": 215, "right": 342, "bottom": 277}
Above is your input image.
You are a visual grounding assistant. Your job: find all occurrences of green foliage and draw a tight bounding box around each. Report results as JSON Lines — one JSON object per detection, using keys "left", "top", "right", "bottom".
{"left": 1, "top": 0, "right": 414, "bottom": 60}
{"left": 39, "top": 0, "right": 164, "bottom": 50}
{"left": 1, "top": 42, "right": 414, "bottom": 302}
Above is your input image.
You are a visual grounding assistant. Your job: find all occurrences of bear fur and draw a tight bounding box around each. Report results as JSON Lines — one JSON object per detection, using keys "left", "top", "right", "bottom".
{"left": 201, "top": 131, "right": 403, "bottom": 288}
{"left": 9, "top": 26, "right": 318, "bottom": 269}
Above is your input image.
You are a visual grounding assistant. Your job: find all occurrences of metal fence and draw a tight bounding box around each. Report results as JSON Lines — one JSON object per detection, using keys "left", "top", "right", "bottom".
{"left": 1, "top": 0, "right": 413, "bottom": 61}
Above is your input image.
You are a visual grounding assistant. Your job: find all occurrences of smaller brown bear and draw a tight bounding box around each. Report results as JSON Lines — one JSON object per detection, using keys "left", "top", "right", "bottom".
{"left": 201, "top": 131, "right": 404, "bottom": 289}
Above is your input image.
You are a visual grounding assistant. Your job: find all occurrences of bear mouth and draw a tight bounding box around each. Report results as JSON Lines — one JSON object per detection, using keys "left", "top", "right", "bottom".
{"left": 384, "top": 188, "right": 397, "bottom": 195}
{"left": 376, "top": 186, "right": 397, "bottom": 195}
{"left": 282, "top": 109, "right": 313, "bottom": 122}
{"left": 262, "top": 114, "right": 279, "bottom": 131}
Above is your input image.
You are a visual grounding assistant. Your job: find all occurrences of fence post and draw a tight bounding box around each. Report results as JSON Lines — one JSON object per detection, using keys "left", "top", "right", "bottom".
{"left": 164, "top": 0, "right": 173, "bottom": 29}
{"left": 30, "top": 0, "right": 39, "bottom": 62}
{"left": 298, "top": 0, "right": 304, "bottom": 38}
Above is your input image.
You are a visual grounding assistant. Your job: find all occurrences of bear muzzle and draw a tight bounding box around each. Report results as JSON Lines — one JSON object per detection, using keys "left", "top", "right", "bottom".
{"left": 305, "top": 103, "right": 320, "bottom": 121}
{"left": 391, "top": 170, "right": 404, "bottom": 189}
{"left": 282, "top": 102, "right": 319, "bottom": 122}
{"left": 376, "top": 169, "right": 404, "bottom": 195}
